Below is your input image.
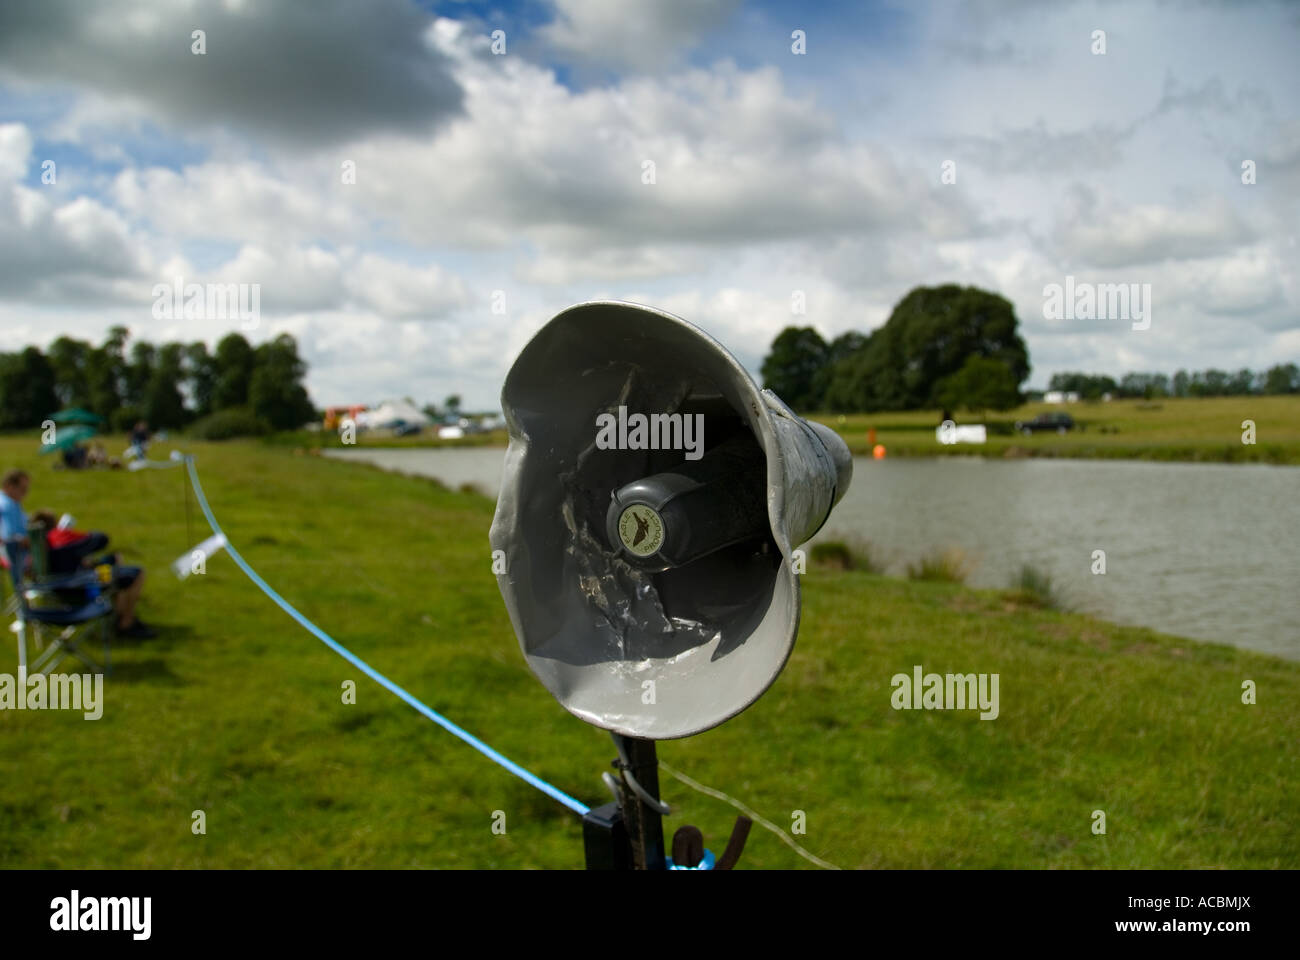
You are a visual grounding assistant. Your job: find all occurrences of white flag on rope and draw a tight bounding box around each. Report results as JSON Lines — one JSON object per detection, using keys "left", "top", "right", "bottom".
{"left": 173, "top": 532, "right": 227, "bottom": 579}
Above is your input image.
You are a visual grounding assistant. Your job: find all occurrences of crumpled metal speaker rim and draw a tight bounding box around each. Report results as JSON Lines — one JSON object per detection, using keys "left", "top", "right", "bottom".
{"left": 489, "top": 300, "right": 850, "bottom": 739}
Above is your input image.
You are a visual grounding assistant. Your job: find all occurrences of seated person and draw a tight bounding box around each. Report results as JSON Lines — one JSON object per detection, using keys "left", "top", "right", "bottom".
{"left": 2, "top": 470, "right": 155, "bottom": 638}
{"left": 0, "top": 467, "right": 29, "bottom": 552}
{"left": 31, "top": 509, "right": 115, "bottom": 571}
{"left": 86, "top": 442, "right": 120, "bottom": 469}
{"left": 61, "top": 444, "right": 89, "bottom": 470}
{"left": 126, "top": 421, "right": 150, "bottom": 460}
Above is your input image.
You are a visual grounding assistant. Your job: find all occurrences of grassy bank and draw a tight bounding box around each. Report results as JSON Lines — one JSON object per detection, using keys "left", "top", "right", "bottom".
{"left": 812, "top": 395, "right": 1300, "bottom": 464}
{"left": 1, "top": 434, "right": 1296, "bottom": 868}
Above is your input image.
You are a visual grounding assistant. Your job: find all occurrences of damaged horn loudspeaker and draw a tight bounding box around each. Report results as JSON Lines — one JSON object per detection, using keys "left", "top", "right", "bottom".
{"left": 489, "top": 301, "right": 853, "bottom": 740}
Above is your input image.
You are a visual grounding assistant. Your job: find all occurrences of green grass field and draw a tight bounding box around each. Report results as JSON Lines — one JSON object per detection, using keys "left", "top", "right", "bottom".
{"left": 1, "top": 433, "right": 1296, "bottom": 868}
{"left": 811, "top": 395, "right": 1300, "bottom": 464}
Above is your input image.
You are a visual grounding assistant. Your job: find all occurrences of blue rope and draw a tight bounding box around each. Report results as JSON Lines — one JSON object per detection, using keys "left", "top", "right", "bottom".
{"left": 183, "top": 456, "right": 590, "bottom": 817}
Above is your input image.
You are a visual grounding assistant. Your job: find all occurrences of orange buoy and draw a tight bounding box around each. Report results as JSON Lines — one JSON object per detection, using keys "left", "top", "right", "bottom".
{"left": 872, "top": 444, "right": 886, "bottom": 459}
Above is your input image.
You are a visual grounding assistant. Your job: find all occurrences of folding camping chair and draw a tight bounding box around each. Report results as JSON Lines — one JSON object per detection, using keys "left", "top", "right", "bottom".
{"left": 0, "top": 516, "right": 104, "bottom": 618}
{"left": 3, "top": 540, "right": 113, "bottom": 676}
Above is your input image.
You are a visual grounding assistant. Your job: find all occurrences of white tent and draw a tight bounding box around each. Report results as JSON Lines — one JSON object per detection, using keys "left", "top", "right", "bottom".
{"left": 353, "top": 399, "right": 430, "bottom": 430}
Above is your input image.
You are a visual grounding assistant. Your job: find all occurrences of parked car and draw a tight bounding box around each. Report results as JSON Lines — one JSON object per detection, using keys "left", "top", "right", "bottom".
{"left": 391, "top": 420, "right": 422, "bottom": 437}
{"left": 1014, "top": 412, "right": 1077, "bottom": 436}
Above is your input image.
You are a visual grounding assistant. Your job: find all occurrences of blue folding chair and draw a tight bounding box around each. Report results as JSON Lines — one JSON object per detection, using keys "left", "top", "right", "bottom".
{"left": 3, "top": 540, "right": 113, "bottom": 675}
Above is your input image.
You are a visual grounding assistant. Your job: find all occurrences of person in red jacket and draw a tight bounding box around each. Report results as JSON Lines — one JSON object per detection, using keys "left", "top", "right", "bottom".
{"left": 30, "top": 508, "right": 154, "bottom": 639}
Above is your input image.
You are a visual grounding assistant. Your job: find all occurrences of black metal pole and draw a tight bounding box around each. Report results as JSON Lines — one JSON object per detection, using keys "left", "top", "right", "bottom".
{"left": 582, "top": 802, "right": 631, "bottom": 870}
{"left": 613, "top": 734, "right": 666, "bottom": 870}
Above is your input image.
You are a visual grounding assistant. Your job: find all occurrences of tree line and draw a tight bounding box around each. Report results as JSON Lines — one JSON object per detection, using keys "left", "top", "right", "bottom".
{"left": 1047, "top": 366, "right": 1300, "bottom": 401}
{"left": 0, "top": 327, "right": 317, "bottom": 432}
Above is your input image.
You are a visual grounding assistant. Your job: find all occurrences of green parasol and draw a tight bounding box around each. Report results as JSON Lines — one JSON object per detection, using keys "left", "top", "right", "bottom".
{"left": 40, "top": 424, "right": 97, "bottom": 454}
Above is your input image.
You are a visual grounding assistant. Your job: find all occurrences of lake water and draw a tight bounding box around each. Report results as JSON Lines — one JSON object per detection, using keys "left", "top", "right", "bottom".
{"left": 326, "top": 448, "right": 1300, "bottom": 660}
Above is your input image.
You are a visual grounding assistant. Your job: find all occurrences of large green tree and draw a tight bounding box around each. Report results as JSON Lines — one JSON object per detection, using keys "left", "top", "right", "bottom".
{"left": 1264, "top": 363, "right": 1299, "bottom": 394}
{"left": 124, "top": 341, "right": 156, "bottom": 409}
{"left": 47, "top": 336, "right": 96, "bottom": 409}
{"left": 249, "top": 334, "right": 317, "bottom": 430}
{"left": 0, "top": 347, "right": 60, "bottom": 429}
{"left": 821, "top": 285, "right": 1030, "bottom": 412}
{"left": 810, "top": 331, "right": 867, "bottom": 409}
{"left": 86, "top": 326, "right": 129, "bottom": 417}
{"left": 144, "top": 342, "right": 187, "bottom": 429}
{"left": 184, "top": 342, "right": 218, "bottom": 418}
{"left": 936, "top": 355, "right": 1022, "bottom": 417}
{"left": 213, "top": 333, "right": 255, "bottom": 410}
{"left": 760, "top": 326, "right": 828, "bottom": 411}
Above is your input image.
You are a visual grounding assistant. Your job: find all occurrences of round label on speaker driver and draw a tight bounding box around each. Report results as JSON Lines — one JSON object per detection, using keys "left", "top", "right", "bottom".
{"left": 617, "top": 504, "right": 664, "bottom": 557}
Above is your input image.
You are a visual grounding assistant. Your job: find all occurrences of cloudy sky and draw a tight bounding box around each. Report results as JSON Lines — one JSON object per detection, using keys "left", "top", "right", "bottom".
{"left": 0, "top": 0, "right": 1296, "bottom": 410}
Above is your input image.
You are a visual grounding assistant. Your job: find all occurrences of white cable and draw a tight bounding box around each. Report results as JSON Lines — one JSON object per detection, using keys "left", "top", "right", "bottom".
{"left": 658, "top": 760, "right": 841, "bottom": 870}
{"left": 601, "top": 771, "right": 624, "bottom": 806}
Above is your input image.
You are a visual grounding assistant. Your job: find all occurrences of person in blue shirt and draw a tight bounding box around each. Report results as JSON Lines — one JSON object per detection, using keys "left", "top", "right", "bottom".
{"left": 0, "top": 468, "right": 29, "bottom": 548}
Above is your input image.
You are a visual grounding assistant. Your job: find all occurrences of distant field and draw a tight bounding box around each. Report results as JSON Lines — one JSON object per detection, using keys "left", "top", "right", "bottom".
{"left": 266, "top": 427, "right": 509, "bottom": 450}
{"left": 1, "top": 433, "right": 1296, "bottom": 868}
{"left": 811, "top": 395, "right": 1300, "bottom": 464}
{"left": 274, "top": 396, "right": 1300, "bottom": 465}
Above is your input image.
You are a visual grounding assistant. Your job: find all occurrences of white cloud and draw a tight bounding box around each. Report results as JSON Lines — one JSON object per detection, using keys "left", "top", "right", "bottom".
{"left": 344, "top": 254, "right": 471, "bottom": 319}
{"left": 0, "top": 123, "right": 32, "bottom": 182}
{"left": 1195, "top": 247, "right": 1286, "bottom": 317}
{"left": 0, "top": 1, "right": 1296, "bottom": 408}
{"left": 344, "top": 44, "right": 986, "bottom": 257}
{"left": 112, "top": 163, "right": 361, "bottom": 246}
{"left": 1056, "top": 192, "right": 1255, "bottom": 268}
{"left": 539, "top": 0, "right": 739, "bottom": 72}
{"left": 0, "top": 126, "right": 153, "bottom": 304}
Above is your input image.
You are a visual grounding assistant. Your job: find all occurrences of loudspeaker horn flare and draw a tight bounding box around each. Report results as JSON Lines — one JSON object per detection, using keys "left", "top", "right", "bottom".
{"left": 490, "top": 301, "right": 852, "bottom": 739}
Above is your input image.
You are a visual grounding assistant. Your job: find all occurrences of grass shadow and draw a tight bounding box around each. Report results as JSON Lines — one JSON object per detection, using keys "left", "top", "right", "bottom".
{"left": 107, "top": 658, "right": 185, "bottom": 685}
